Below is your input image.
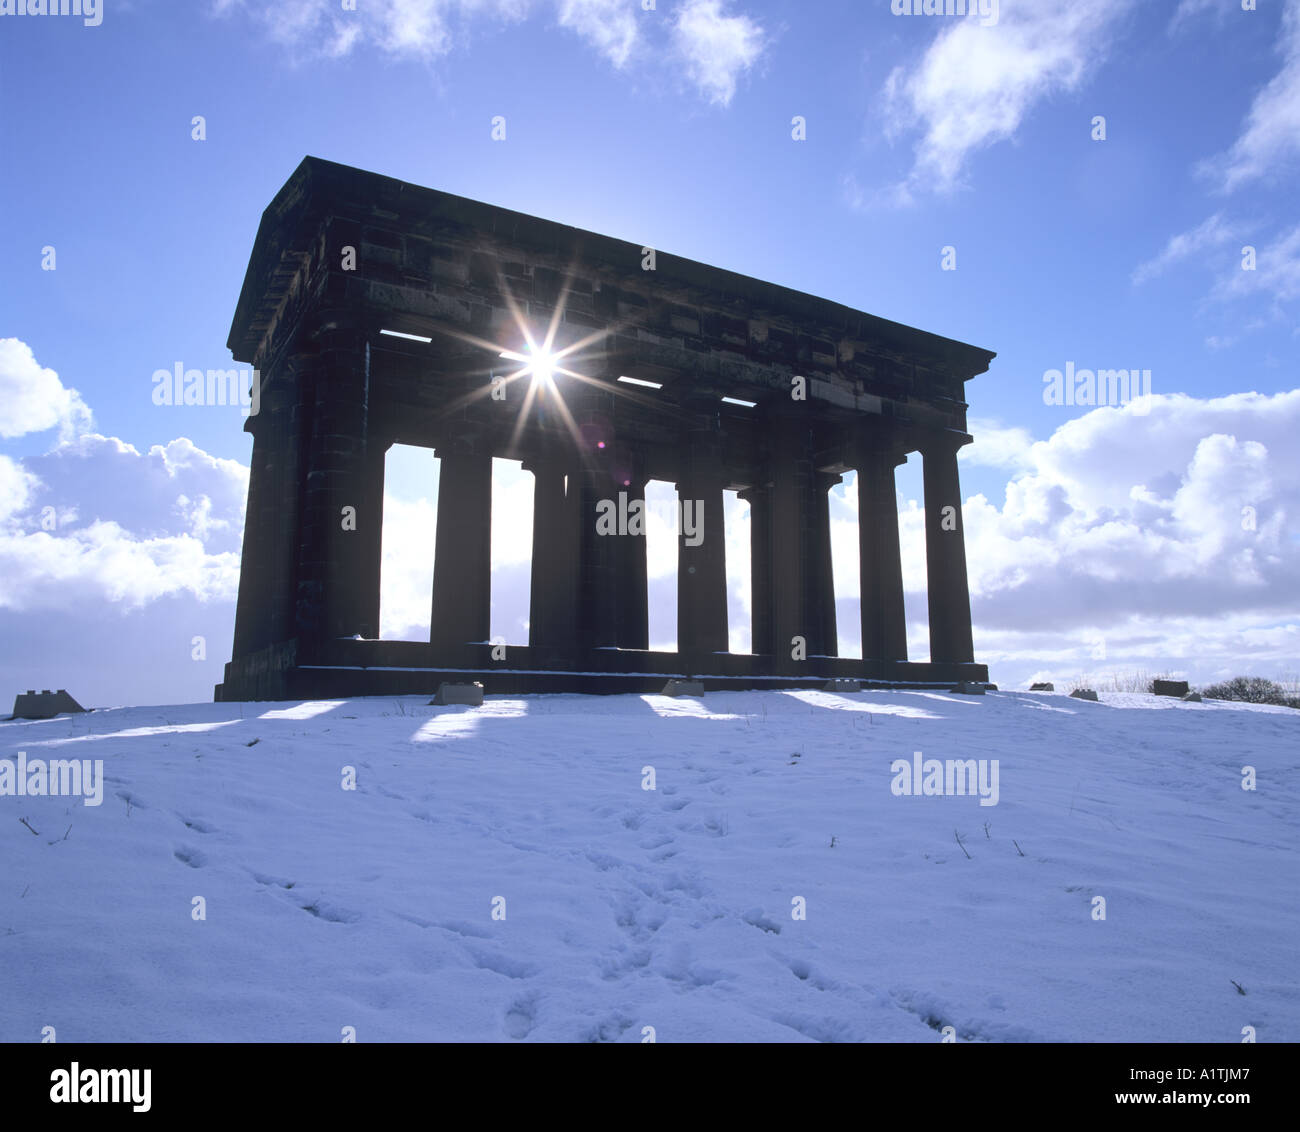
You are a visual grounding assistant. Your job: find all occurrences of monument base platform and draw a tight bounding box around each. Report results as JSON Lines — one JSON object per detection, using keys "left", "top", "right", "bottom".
{"left": 214, "top": 639, "right": 991, "bottom": 702}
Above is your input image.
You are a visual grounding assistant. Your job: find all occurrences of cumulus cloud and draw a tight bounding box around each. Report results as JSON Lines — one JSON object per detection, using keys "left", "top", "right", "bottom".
{"left": 379, "top": 492, "right": 438, "bottom": 640}
{"left": 883, "top": 0, "right": 1133, "bottom": 196}
{"left": 0, "top": 341, "right": 248, "bottom": 614}
{"left": 378, "top": 454, "right": 538, "bottom": 642}
{"left": 961, "top": 417, "right": 1037, "bottom": 470}
{"left": 874, "top": 390, "right": 1299, "bottom": 682}
{"left": 952, "top": 390, "right": 1298, "bottom": 632}
{"left": 0, "top": 338, "right": 93, "bottom": 442}
{"left": 0, "top": 433, "right": 248, "bottom": 612}
{"left": 0, "top": 455, "right": 39, "bottom": 523}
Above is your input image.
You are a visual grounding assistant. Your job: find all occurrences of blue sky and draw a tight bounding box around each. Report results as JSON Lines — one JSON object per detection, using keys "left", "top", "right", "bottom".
{"left": 1, "top": 0, "right": 1297, "bottom": 706}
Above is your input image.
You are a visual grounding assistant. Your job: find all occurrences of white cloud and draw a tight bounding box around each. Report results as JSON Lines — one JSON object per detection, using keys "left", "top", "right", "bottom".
{"left": 213, "top": 0, "right": 768, "bottom": 97}
{"left": 883, "top": 0, "right": 1133, "bottom": 196}
{"left": 1167, "top": 0, "right": 1229, "bottom": 35}
{"left": 1132, "top": 212, "right": 1241, "bottom": 285}
{"left": 880, "top": 390, "right": 1300, "bottom": 680}
{"left": 953, "top": 390, "right": 1299, "bottom": 632}
{"left": 961, "top": 417, "right": 1037, "bottom": 469}
{"left": 0, "top": 455, "right": 39, "bottom": 523}
{"left": 0, "top": 522, "right": 241, "bottom": 611}
{"left": 1213, "top": 221, "right": 1300, "bottom": 305}
{"left": 1132, "top": 216, "right": 1300, "bottom": 328}
{"left": 21, "top": 433, "right": 248, "bottom": 548}
{"left": 0, "top": 342, "right": 248, "bottom": 614}
{"left": 378, "top": 454, "right": 537, "bottom": 641}
{"left": 1141, "top": 3, "right": 1300, "bottom": 328}
{"left": 0, "top": 432, "right": 247, "bottom": 612}
{"left": 556, "top": 0, "right": 638, "bottom": 68}
{"left": 379, "top": 492, "right": 438, "bottom": 640}
{"left": 213, "top": 0, "right": 529, "bottom": 60}
{"left": 1199, "top": 0, "right": 1300, "bottom": 193}
{"left": 0, "top": 338, "right": 93, "bottom": 442}
{"left": 669, "top": 0, "right": 767, "bottom": 106}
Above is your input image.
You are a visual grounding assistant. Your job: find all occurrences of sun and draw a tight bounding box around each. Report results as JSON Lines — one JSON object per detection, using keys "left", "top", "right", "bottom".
{"left": 500, "top": 345, "right": 556, "bottom": 389}
{"left": 527, "top": 346, "right": 556, "bottom": 388}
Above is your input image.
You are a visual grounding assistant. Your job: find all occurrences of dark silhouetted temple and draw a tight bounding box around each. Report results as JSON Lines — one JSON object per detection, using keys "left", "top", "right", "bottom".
{"left": 215, "top": 157, "right": 993, "bottom": 701}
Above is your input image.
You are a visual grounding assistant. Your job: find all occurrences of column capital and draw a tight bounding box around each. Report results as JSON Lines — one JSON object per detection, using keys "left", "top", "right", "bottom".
{"left": 919, "top": 429, "right": 973, "bottom": 457}
{"left": 677, "top": 385, "right": 725, "bottom": 408}
{"left": 677, "top": 391, "right": 724, "bottom": 436}
{"left": 520, "top": 453, "right": 557, "bottom": 478}
{"left": 851, "top": 419, "right": 909, "bottom": 469}
{"left": 433, "top": 438, "right": 484, "bottom": 460}
{"left": 853, "top": 447, "right": 908, "bottom": 473}
{"left": 757, "top": 398, "right": 812, "bottom": 431}
{"left": 295, "top": 307, "right": 374, "bottom": 349}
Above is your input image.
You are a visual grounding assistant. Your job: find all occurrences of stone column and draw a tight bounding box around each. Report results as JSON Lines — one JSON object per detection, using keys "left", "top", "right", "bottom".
{"left": 813, "top": 471, "right": 842, "bottom": 658}
{"left": 264, "top": 361, "right": 310, "bottom": 649}
{"left": 677, "top": 396, "right": 729, "bottom": 663}
{"left": 856, "top": 446, "right": 908, "bottom": 662}
{"left": 613, "top": 460, "right": 650, "bottom": 651}
{"left": 922, "top": 432, "right": 974, "bottom": 664}
{"left": 358, "top": 439, "right": 387, "bottom": 640}
{"left": 738, "top": 483, "right": 771, "bottom": 656}
{"left": 293, "top": 313, "right": 375, "bottom": 647}
{"left": 576, "top": 402, "right": 620, "bottom": 652}
{"left": 525, "top": 454, "right": 580, "bottom": 664}
{"left": 232, "top": 414, "right": 272, "bottom": 658}
{"left": 766, "top": 411, "right": 817, "bottom": 674}
{"left": 430, "top": 445, "right": 493, "bottom": 653}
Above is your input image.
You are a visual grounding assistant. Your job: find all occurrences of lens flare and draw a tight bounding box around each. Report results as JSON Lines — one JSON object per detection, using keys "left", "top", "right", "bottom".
{"left": 499, "top": 345, "right": 557, "bottom": 388}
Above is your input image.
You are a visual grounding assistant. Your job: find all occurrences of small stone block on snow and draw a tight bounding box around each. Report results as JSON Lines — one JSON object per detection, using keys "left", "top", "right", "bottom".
{"left": 1070, "top": 688, "right": 1099, "bottom": 702}
{"left": 1153, "top": 679, "right": 1190, "bottom": 698}
{"left": 662, "top": 680, "right": 704, "bottom": 698}
{"left": 12, "top": 689, "right": 86, "bottom": 720}
{"left": 431, "top": 682, "right": 484, "bottom": 707}
{"left": 1030, "top": 682, "right": 1054, "bottom": 692}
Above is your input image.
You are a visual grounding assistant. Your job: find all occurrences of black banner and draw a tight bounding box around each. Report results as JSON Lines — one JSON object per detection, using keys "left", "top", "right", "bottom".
{"left": 0, "top": 1041, "right": 1286, "bottom": 1118}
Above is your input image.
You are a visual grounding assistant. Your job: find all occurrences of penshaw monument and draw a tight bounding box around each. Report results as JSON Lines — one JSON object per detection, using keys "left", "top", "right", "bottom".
{"left": 215, "top": 157, "right": 993, "bottom": 701}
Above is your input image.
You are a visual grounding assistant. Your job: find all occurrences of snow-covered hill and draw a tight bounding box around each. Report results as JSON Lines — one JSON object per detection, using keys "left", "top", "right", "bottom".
{"left": 2, "top": 689, "right": 1296, "bottom": 1042}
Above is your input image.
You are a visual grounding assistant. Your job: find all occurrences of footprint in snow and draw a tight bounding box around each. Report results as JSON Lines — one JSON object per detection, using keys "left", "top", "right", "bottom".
{"left": 173, "top": 846, "right": 206, "bottom": 869}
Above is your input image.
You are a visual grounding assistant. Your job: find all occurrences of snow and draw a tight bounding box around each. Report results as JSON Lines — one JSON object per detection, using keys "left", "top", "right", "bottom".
{"left": 1, "top": 689, "right": 1296, "bottom": 1042}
